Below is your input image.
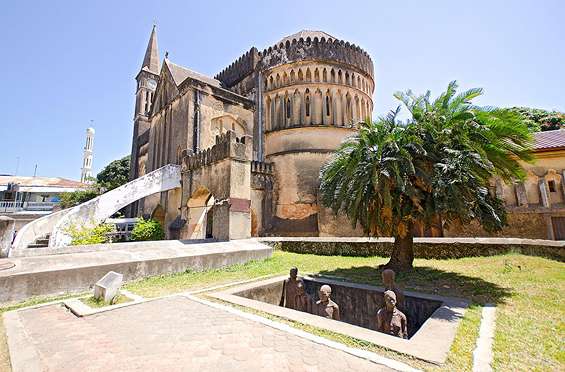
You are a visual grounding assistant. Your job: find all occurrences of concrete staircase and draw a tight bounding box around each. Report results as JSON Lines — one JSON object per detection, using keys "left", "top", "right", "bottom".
{"left": 27, "top": 234, "right": 50, "bottom": 249}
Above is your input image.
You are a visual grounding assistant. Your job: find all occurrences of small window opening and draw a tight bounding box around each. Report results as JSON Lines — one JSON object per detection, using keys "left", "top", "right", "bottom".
{"left": 549, "top": 180, "right": 557, "bottom": 192}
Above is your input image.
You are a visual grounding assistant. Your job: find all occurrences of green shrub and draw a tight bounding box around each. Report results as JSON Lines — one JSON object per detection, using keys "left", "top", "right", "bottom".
{"left": 131, "top": 218, "right": 164, "bottom": 241}
{"left": 67, "top": 223, "right": 115, "bottom": 246}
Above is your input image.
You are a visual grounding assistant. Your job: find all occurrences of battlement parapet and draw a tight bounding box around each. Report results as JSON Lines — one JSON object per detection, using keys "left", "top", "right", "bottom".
{"left": 215, "top": 47, "right": 261, "bottom": 88}
{"left": 182, "top": 131, "right": 253, "bottom": 172}
{"left": 259, "top": 36, "right": 373, "bottom": 78}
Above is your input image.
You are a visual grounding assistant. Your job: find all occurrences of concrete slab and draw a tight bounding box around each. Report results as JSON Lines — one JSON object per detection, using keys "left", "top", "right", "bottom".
{"left": 473, "top": 304, "right": 496, "bottom": 372}
{"left": 0, "top": 239, "right": 273, "bottom": 304}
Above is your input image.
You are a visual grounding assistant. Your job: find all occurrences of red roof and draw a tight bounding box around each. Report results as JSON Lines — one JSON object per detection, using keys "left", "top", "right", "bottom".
{"left": 533, "top": 129, "right": 565, "bottom": 151}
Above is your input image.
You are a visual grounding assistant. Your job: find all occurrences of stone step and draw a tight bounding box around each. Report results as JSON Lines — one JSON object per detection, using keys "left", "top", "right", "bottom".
{"left": 27, "top": 243, "right": 48, "bottom": 249}
{"left": 35, "top": 239, "right": 50, "bottom": 245}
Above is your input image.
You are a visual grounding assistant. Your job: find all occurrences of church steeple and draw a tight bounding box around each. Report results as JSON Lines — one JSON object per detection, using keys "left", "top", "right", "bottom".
{"left": 141, "top": 25, "right": 160, "bottom": 74}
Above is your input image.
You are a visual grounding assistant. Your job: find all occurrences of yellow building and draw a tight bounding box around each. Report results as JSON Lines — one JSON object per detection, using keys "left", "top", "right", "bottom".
{"left": 446, "top": 129, "right": 565, "bottom": 240}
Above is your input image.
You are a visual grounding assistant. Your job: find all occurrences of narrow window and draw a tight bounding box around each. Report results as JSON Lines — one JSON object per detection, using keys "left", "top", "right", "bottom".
{"left": 325, "top": 96, "right": 331, "bottom": 116}
{"left": 286, "top": 98, "right": 291, "bottom": 118}
{"left": 549, "top": 180, "right": 557, "bottom": 192}
{"left": 305, "top": 96, "right": 310, "bottom": 116}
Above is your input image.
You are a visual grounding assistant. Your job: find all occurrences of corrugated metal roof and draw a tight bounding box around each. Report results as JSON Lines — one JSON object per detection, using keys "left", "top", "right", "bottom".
{"left": 533, "top": 129, "right": 565, "bottom": 150}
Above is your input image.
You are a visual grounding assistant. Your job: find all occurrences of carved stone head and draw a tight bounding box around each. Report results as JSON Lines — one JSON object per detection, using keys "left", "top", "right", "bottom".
{"left": 384, "top": 290, "right": 397, "bottom": 311}
{"left": 319, "top": 284, "right": 332, "bottom": 302}
{"left": 289, "top": 266, "right": 298, "bottom": 279}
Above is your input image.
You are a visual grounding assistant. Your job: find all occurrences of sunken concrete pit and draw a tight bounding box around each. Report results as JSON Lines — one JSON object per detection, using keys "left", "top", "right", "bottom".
{"left": 210, "top": 275, "right": 469, "bottom": 364}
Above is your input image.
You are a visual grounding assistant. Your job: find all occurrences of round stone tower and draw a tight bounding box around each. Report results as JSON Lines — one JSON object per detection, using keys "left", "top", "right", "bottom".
{"left": 259, "top": 31, "right": 375, "bottom": 235}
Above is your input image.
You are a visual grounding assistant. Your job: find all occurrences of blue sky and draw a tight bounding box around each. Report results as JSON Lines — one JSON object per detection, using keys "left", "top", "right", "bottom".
{"left": 1, "top": 0, "right": 563, "bottom": 180}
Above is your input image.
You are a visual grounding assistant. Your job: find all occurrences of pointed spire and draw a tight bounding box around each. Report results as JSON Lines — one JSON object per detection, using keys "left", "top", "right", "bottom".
{"left": 141, "top": 25, "right": 160, "bottom": 74}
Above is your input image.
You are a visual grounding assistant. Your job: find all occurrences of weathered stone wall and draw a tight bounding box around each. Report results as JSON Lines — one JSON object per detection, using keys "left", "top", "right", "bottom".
{"left": 444, "top": 212, "right": 550, "bottom": 239}
{"left": 262, "top": 237, "right": 565, "bottom": 261}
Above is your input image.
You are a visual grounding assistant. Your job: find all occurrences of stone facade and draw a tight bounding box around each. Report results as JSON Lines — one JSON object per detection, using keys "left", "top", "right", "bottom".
{"left": 129, "top": 28, "right": 374, "bottom": 239}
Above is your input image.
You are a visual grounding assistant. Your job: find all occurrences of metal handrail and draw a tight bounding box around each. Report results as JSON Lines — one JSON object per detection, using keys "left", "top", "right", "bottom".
{"left": 0, "top": 201, "right": 59, "bottom": 212}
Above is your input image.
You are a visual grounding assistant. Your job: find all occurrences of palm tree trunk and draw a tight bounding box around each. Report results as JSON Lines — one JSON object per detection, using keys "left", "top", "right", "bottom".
{"left": 383, "top": 233, "right": 414, "bottom": 272}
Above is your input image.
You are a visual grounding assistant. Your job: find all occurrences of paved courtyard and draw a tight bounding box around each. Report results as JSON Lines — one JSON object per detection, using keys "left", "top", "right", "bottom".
{"left": 5, "top": 296, "right": 394, "bottom": 371}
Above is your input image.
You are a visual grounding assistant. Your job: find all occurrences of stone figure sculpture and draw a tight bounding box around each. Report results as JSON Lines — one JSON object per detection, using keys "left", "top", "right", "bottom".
{"left": 376, "top": 290, "right": 408, "bottom": 339}
{"left": 294, "top": 281, "right": 312, "bottom": 313}
{"left": 279, "top": 267, "right": 305, "bottom": 309}
{"left": 314, "top": 284, "right": 340, "bottom": 320}
{"left": 381, "top": 269, "right": 405, "bottom": 311}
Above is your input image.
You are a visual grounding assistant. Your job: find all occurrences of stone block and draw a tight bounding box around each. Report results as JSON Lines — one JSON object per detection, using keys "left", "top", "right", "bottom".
{"left": 94, "top": 271, "right": 123, "bottom": 303}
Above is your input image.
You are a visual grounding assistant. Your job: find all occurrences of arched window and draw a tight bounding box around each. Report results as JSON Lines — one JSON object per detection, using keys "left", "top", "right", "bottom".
{"left": 305, "top": 93, "right": 311, "bottom": 117}
{"left": 331, "top": 69, "right": 336, "bottom": 83}
{"left": 286, "top": 98, "right": 291, "bottom": 118}
{"left": 144, "top": 91, "right": 150, "bottom": 113}
{"left": 325, "top": 96, "right": 331, "bottom": 116}
{"left": 298, "top": 69, "right": 304, "bottom": 82}
{"left": 323, "top": 68, "right": 327, "bottom": 82}
{"left": 314, "top": 68, "right": 320, "bottom": 82}
{"left": 306, "top": 68, "right": 312, "bottom": 82}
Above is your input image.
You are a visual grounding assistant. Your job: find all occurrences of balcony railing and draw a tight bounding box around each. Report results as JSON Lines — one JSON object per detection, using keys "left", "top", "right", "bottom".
{"left": 0, "top": 201, "right": 59, "bottom": 213}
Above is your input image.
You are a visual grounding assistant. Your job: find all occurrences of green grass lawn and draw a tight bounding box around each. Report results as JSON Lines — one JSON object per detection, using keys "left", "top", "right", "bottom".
{"left": 1, "top": 251, "right": 563, "bottom": 371}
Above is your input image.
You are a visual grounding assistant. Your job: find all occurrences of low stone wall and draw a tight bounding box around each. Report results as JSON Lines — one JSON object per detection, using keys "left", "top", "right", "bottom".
{"left": 0, "top": 240, "right": 273, "bottom": 304}
{"left": 260, "top": 237, "right": 565, "bottom": 261}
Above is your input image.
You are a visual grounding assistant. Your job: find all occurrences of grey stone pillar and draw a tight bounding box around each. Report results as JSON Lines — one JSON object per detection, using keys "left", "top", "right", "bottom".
{"left": 515, "top": 182, "right": 528, "bottom": 207}
{"left": 539, "top": 179, "right": 551, "bottom": 208}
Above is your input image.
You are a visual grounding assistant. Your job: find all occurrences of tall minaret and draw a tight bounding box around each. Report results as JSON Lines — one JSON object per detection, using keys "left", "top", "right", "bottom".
{"left": 81, "top": 127, "right": 95, "bottom": 183}
{"left": 130, "top": 25, "right": 160, "bottom": 181}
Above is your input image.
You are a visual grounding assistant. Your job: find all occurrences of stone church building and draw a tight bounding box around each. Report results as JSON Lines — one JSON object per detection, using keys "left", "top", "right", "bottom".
{"left": 129, "top": 27, "right": 375, "bottom": 239}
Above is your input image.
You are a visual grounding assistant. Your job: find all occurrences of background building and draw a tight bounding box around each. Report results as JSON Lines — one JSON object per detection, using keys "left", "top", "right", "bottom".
{"left": 0, "top": 175, "right": 86, "bottom": 230}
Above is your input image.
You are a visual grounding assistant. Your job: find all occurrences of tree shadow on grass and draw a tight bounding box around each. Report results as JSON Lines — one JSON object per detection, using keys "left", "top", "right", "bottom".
{"left": 315, "top": 265, "right": 513, "bottom": 306}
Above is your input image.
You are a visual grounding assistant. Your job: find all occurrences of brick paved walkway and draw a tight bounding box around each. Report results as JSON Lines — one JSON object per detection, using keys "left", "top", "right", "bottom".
{"left": 6, "top": 296, "right": 394, "bottom": 371}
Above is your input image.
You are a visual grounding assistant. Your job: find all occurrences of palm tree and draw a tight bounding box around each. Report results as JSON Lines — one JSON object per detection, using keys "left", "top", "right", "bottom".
{"left": 320, "top": 81, "right": 532, "bottom": 272}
